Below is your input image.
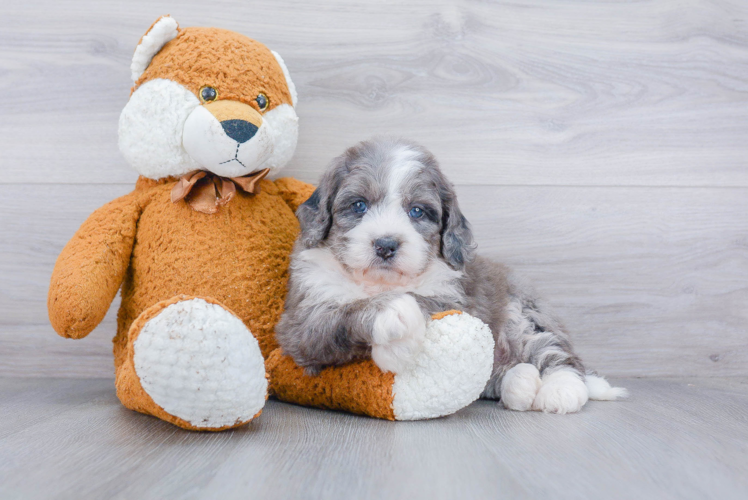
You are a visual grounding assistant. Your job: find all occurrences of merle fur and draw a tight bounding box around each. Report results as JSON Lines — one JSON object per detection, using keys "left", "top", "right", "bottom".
{"left": 276, "top": 137, "right": 585, "bottom": 396}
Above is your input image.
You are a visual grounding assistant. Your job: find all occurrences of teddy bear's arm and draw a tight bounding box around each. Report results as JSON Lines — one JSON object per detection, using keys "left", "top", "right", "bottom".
{"left": 273, "top": 177, "right": 317, "bottom": 213}
{"left": 48, "top": 193, "right": 143, "bottom": 339}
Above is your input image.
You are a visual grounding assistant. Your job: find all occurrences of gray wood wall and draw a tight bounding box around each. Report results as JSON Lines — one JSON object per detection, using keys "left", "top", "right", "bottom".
{"left": 1, "top": 0, "right": 746, "bottom": 379}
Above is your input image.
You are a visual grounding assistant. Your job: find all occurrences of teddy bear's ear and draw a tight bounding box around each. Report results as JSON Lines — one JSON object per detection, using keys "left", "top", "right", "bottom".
{"left": 130, "top": 15, "right": 180, "bottom": 83}
{"left": 270, "top": 50, "right": 298, "bottom": 107}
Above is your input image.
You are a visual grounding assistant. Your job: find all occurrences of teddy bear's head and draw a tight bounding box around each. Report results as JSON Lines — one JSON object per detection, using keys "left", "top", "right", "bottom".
{"left": 119, "top": 16, "right": 298, "bottom": 180}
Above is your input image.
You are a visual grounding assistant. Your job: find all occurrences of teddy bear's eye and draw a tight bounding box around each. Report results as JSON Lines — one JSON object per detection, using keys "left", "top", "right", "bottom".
{"left": 256, "top": 93, "right": 269, "bottom": 112}
{"left": 200, "top": 86, "right": 218, "bottom": 103}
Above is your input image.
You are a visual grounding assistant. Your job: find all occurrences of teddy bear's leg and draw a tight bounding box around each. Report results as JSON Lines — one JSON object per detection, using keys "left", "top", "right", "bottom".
{"left": 115, "top": 295, "right": 267, "bottom": 431}
{"left": 268, "top": 311, "right": 494, "bottom": 420}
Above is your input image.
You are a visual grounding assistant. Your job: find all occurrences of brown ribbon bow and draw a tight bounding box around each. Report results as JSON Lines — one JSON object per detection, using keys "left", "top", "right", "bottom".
{"left": 171, "top": 168, "right": 270, "bottom": 214}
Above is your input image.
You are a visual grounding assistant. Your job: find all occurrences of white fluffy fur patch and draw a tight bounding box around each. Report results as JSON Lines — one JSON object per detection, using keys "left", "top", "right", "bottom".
{"left": 119, "top": 78, "right": 201, "bottom": 179}
{"left": 500, "top": 363, "right": 542, "bottom": 411}
{"left": 131, "top": 16, "right": 179, "bottom": 82}
{"left": 392, "top": 312, "right": 494, "bottom": 420}
{"left": 271, "top": 51, "right": 297, "bottom": 107}
{"left": 532, "top": 369, "right": 589, "bottom": 414}
{"left": 370, "top": 294, "right": 427, "bottom": 374}
{"left": 586, "top": 374, "right": 629, "bottom": 401}
{"left": 261, "top": 103, "right": 299, "bottom": 176}
{"left": 133, "top": 298, "right": 267, "bottom": 428}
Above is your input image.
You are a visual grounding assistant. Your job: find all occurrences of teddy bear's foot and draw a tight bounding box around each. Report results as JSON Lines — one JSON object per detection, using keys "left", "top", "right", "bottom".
{"left": 116, "top": 295, "right": 267, "bottom": 431}
{"left": 390, "top": 311, "right": 494, "bottom": 420}
{"left": 268, "top": 310, "right": 494, "bottom": 420}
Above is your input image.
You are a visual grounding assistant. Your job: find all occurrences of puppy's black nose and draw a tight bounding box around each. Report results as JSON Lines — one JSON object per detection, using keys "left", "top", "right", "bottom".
{"left": 221, "top": 119, "right": 258, "bottom": 144}
{"left": 374, "top": 238, "right": 399, "bottom": 260}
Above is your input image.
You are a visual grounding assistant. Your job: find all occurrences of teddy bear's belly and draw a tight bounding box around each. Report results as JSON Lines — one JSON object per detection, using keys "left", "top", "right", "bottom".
{"left": 117, "top": 188, "right": 299, "bottom": 357}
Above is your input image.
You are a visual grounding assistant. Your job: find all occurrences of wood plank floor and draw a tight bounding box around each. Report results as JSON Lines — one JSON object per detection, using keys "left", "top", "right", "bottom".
{"left": 1, "top": 377, "right": 747, "bottom": 500}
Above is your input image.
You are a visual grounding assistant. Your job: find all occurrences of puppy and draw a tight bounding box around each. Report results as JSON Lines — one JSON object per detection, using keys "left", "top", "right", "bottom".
{"left": 275, "top": 137, "right": 627, "bottom": 414}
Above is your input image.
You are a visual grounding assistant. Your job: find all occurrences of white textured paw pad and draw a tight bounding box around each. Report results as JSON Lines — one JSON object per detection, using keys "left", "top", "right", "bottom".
{"left": 133, "top": 298, "right": 267, "bottom": 428}
{"left": 532, "top": 370, "right": 589, "bottom": 414}
{"left": 500, "top": 363, "right": 542, "bottom": 412}
{"left": 391, "top": 313, "right": 494, "bottom": 420}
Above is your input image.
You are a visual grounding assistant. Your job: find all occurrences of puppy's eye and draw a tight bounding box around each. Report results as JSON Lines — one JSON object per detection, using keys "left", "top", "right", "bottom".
{"left": 256, "top": 93, "right": 269, "bottom": 112}
{"left": 200, "top": 86, "right": 218, "bottom": 103}
{"left": 351, "top": 200, "right": 368, "bottom": 214}
{"left": 408, "top": 206, "right": 424, "bottom": 219}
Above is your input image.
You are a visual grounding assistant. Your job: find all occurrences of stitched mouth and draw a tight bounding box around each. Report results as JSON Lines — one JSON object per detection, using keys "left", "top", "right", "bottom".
{"left": 218, "top": 143, "right": 248, "bottom": 169}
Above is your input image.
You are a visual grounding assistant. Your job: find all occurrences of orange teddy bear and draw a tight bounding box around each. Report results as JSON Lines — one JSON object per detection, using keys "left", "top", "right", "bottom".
{"left": 48, "top": 16, "right": 494, "bottom": 430}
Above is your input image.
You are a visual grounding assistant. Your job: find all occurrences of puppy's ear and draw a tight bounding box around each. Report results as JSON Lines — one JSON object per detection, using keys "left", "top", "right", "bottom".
{"left": 296, "top": 158, "right": 343, "bottom": 248}
{"left": 440, "top": 184, "right": 475, "bottom": 270}
{"left": 296, "top": 189, "right": 329, "bottom": 248}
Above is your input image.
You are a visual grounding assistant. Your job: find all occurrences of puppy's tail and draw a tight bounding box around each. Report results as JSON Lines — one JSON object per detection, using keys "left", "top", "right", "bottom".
{"left": 585, "top": 372, "right": 629, "bottom": 401}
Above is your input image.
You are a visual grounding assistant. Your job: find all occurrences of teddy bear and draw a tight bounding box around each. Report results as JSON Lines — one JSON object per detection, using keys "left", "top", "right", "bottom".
{"left": 48, "top": 16, "right": 495, "bottom": 431}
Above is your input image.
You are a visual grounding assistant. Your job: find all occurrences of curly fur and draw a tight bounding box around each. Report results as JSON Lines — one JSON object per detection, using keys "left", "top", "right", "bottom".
{"left": 276, "top": 137, "right": 627, "bottom": 413}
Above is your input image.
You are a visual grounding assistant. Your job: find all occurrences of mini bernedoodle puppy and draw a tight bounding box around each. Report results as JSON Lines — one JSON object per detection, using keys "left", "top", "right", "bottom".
{"left": 276, "top": 137, "right": 627, "bottom": 414}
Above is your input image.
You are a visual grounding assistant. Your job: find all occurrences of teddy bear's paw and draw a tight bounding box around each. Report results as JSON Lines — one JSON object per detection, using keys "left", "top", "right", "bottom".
{"left": 132, "top": 297, "right": 267, "bottom": 429}
{"left": 390, "top": 311, "right": 494, "bottom": 420}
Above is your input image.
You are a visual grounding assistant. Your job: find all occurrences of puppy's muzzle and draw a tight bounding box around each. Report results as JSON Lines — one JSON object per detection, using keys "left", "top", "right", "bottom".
{"left": 374, "top": 237, "right": 400, "bottom": 261}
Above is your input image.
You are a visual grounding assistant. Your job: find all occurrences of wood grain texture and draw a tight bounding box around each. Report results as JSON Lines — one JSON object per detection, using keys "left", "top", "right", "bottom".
{"left": 1, "top": 377, "right": 747, "bottom": 499}
{"left": 1, "top": 0, "right": 747, "bottom": 379}
{"left": 0, "top": 0, "right": 747, "bottom": 186}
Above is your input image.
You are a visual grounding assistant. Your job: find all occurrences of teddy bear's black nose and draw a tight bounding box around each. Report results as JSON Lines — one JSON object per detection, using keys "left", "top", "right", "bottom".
{"left": 221, "top": 119, "right": 258, "bottom": 144}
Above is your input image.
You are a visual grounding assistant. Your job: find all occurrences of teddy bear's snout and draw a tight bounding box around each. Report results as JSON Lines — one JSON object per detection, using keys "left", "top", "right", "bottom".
{"left": 203, "top": 100, "right": 264, "bottom": 141}
{"left": 181, "top": 99, "right": 273, "bottom": 177}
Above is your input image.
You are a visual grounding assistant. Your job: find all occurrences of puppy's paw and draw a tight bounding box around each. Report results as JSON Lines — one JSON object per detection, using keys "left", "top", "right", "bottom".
{"left": 371, "top": 295, "right": 426, "bottom": 374}
{"left": 303, "top": 365, "right": 322, "bottom": 377}
{"left": 371, "top": 294, "right": 426, "bottom": 345}
{"left": 500, "top": 363, "right": 542, "bottom": 411}
{"left": 532, "top": 369, "right": 589, "bottom": 414}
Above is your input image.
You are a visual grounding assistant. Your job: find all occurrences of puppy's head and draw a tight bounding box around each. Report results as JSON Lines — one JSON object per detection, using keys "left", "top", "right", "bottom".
{"left": 298, "top": 138, "right": 474, "bottom": 283}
